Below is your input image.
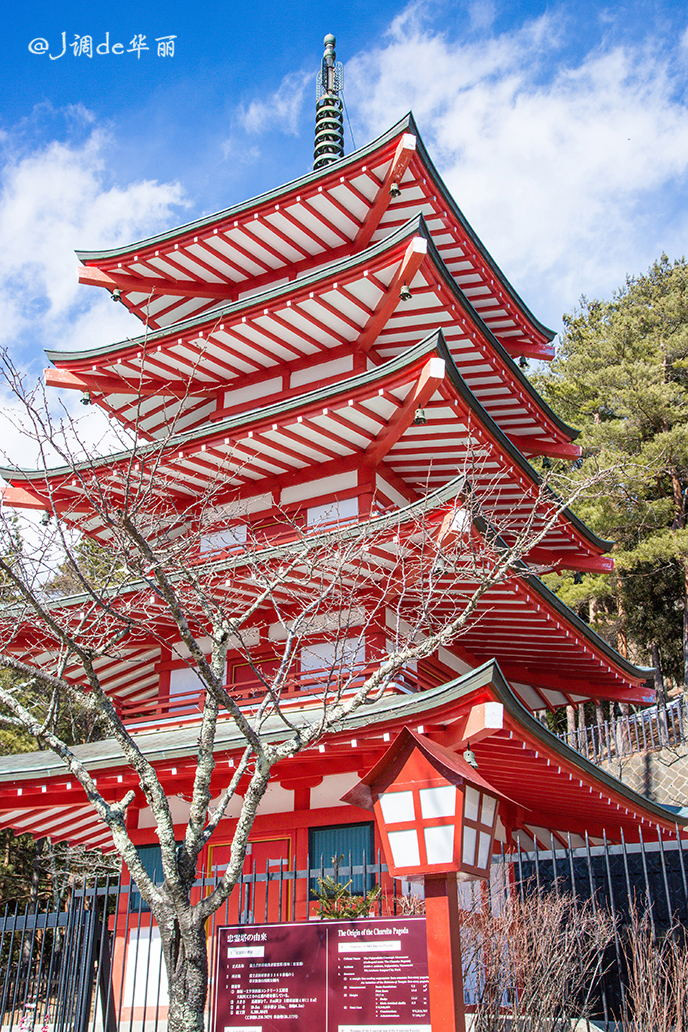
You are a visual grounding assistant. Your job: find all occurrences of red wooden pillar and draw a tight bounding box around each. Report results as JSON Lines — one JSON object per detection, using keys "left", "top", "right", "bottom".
{"left": 424, "top": 873, "right": 466, "bottom": 1032}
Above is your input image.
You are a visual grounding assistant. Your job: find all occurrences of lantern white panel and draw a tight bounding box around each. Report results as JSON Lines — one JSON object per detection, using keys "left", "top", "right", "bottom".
{"left": 380, "top": 790, "right": 415, "bottom": 824}
{"left": 419, "top": 785, "right": 456, "bottom": 820}
{"left": 478, "top": 830, "right": 492, "bottom": 869}
{"left": 462, "top": 825, "right": 477, "bottom": 866}
{"left": 424, "top": 825, "right": 454, "bottom": 865}
{"left": 464, "top": 785, "right": 481, "bottom": 823}
{"left": 480, "top": 794, "right": 496, "bottom": 827}
{"left": 388, "top": 829, "right": 420, "bottom": 868}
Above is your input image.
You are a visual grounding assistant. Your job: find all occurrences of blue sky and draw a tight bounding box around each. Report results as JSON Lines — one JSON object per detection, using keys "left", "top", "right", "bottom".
{"left": 1, "top": 0, "right": 687, "bottom": 411}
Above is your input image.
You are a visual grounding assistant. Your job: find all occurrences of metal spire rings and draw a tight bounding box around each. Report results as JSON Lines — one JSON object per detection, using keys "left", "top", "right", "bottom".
{"left": 314, "top": 33, "right": 344, "bottom": 170}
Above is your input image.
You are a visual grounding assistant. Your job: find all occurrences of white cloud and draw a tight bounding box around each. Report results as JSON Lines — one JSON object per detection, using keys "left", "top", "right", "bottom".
{"left": 344, "top": 6, "right": 688, "bottom": 327}
{"left": 468, "top": 0, "right": 497, "bottom": 32}
{"left": 237, "top": 69, "right": 311, "bottom": 137}
{"left": 0, "top": 127, "right": 185, "bottom": 337}
{"left": 0, "top": 114, "right": 186, "bottom": 471}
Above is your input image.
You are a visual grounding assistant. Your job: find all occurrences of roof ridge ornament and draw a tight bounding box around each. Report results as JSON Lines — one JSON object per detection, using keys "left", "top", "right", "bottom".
{"left": 313, "top": 33, "right": 344, "bottom": 171}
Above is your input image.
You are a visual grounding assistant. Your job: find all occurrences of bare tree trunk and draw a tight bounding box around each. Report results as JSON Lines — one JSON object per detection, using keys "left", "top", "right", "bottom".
{"left": 682, "top": 562, "right": 688, "bottom": 689}
{"left": 161, "top": 916, "right": 209, "bottom": 1032}
{"left": 566, "top": 705, "right": 576, "bottom": 737}
{"left": 617, "top": 588, "right": 629, "bottom": 659}
{"left": 651, "top": 642, "right": 667, "bottom": 709}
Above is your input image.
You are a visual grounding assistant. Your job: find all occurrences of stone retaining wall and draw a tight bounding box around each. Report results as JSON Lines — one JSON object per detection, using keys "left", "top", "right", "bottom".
{"left": 599, "top": 739, "right": 688, "bottom": 808}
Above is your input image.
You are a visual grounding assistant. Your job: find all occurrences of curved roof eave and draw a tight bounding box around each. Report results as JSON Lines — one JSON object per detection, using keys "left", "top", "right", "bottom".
{"left": 0, "top": 659, "right": 671, "bottom": 833}
{"left": 411, "top": 131, "right": 555, "bottom": 343}
{"left": 75, "top": 111, "right": 553, "bottom": 346}
{"left": 52, "top": 214, "right": 578, "bottom": 446}
{"left": 468, "top": 507, "right": 647, "bottom": 680}
{"left": 468, "top": 661, "right": 676, "bottom": 825}
{"left": 0, "top": 462, "right": 646, "bottom": 685}
{"left": 50, "top": 216, "right": 425, "bottom": 363}
{"left": 1, "top": 474, "right": 468, "bottom": 619}
{"left": 9, "top": 328, "right": 607, "bottom": 554}
{"left": 75, "top": 114, "right": 417, "bottom": 263}
{"left": 434, "top": 339, "right": 610, "bottom": 552}
{"left": 8, "top": 329, "right": 449, "bottom": 479}
{"left": 420, "top": 227, "right": 576, "bottom": 441}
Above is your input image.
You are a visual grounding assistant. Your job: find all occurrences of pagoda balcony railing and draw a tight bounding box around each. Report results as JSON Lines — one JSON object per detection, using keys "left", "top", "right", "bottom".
{"left": 115, "top": 658, "right": 448, "bottom": 728}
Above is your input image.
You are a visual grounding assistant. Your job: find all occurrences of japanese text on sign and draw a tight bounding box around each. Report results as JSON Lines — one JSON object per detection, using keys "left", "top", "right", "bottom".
{"left": 214, "top": 918, "right": 430, "bottom": 1031}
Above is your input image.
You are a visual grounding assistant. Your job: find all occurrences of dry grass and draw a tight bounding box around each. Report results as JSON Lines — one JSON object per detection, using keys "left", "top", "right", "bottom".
{"left": 463, "top": 888, "right": 615, "bottom": 1031}
{"left": 622, "top": 904, "right": 688, "bottom": 1032}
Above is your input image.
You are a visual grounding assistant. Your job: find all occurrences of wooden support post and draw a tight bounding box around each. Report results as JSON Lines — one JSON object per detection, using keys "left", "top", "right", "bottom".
{"left": 424, "top": 873, "right": 466, "bottom": 1032}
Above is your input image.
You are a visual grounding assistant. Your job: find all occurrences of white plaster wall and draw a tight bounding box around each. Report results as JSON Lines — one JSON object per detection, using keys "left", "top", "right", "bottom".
{"left": 281, "top": 470, "right": 357, "bottom": 506}
{"left": 309, "top": 772, "right": 359, "bottom": 809}
{"left": 291, "top": 355, "right": 353, "bottom": 388}
{"left": 123, "top": 927, "right": 169, "bottom": 1008}
{"left": 223, "top": 377, "right": 282, "bottom": 409}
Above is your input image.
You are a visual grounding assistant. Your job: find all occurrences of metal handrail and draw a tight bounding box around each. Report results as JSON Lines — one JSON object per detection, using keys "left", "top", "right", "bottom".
{"left": 558, "top": 693, "right": 688, "bottom": 764}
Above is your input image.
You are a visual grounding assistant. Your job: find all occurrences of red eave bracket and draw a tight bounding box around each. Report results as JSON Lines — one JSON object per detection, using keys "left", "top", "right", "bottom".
{"left": 526, "top": 547, "right": 614, "bottom": 574}
{"left": 355, "top": 133, "right": 417, "bottom": 251}
{"left": 509, "top": 436, "right": 582, "bottom": 461}
{"left": 2, "top": 486, "right": 46, "bottom": 511}
{"left": 44, "top": 368, "right": 218, "bottom": 399}
{"left": 508, "top": 342, "right": 556, "bottom": 361}
{"left": 78, "top": 265, "right": 235, "bottom": 301}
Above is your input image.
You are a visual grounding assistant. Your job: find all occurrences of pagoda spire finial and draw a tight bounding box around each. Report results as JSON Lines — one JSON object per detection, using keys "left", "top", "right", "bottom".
{"left": 313, "top": 33, "right": 344, "bottom": 171}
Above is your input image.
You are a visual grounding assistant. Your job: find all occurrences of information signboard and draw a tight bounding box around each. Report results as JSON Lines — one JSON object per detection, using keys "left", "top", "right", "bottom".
{"left": 214, "top": 916, "right": 430, "bottom": 1032}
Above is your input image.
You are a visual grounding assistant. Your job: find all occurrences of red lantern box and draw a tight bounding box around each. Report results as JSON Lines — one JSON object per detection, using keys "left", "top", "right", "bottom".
{"left": 344, "top": 727, "right": 511, "bottom": 880}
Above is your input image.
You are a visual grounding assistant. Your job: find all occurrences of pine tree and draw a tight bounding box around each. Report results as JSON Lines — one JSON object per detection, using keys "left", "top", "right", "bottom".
{"left": 538, "top": 255, "right": 688, "bottom": 691}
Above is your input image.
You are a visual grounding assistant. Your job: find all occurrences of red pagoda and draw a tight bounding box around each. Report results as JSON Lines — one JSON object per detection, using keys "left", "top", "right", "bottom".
{"left": 0, "top": 33, "right": 684, "bottom": 1028}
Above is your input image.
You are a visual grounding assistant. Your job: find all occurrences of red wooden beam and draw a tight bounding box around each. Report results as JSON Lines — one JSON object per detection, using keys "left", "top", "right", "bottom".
{"left": 44, "top": 368, "right": 218, "bottom": 398}
{"left": 1, "top": 486, "right": 92, "bottom": 514}
{"left": 78, "top": 265, "right": 236, "bottom": 300}
{"left": 507, "top": 435, "right": 582, "bottom": 460}
{"left": 357, "top": 236, "right": 428, "bottom": 353}
{"left": 513, "top": 341, "right": 556, "bottom": 361}
{"left": 525, "top": 547, "right": 614, "bottom": 574}
{"left": 355, "top": 133, "right": 417, "bottom": 250}
{"left": 364, "top": 356, "right": 445, "bottom": 467}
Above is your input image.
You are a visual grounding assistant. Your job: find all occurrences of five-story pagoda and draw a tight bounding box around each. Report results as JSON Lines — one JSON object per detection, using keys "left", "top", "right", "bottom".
{"left": 0, "top": 32, "right": 684, "bottom": 1032}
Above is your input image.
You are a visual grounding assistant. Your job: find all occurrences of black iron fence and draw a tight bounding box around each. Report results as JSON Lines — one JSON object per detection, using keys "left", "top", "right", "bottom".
{"left": 559, "top": 693, "right": 688, "bottom": 763}
{"left": 0, "top": 831, "right": 686, "bottom": 1030}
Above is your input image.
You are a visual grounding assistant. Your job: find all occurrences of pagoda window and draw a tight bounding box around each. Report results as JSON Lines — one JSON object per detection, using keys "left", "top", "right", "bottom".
{"left": 129, "top": 842, "right": 181, "bottom": 911}
{"left": 307, "top": 496, "right": 359, "bottom": 530}
{"left": 168, "top": 665, "right": 202, "bottom": 713}
{"left": 222, "top": 377, "right": 283, "bottom": 413}
{"left": 309, "top": 822, "right": 375, "bottom": 895}
{"left": 129, "top": 844, "right": 162, "bottom": 912}
{"left": 290, "top": 354, "right": 353, "bottom": 390}
{"left": 200, "top": 523, "right": 247, "bottom": 555}
{"left": 300, "top": 636, "right": 366, "bottom": 692}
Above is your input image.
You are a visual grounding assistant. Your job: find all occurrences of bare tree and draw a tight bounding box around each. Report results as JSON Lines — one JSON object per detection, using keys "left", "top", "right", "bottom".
{"left": 463, "top": 886, "right": 615, "bottom": 1030}
{"left": 0, "top": 357, "right": 613, "bottom": 1032}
